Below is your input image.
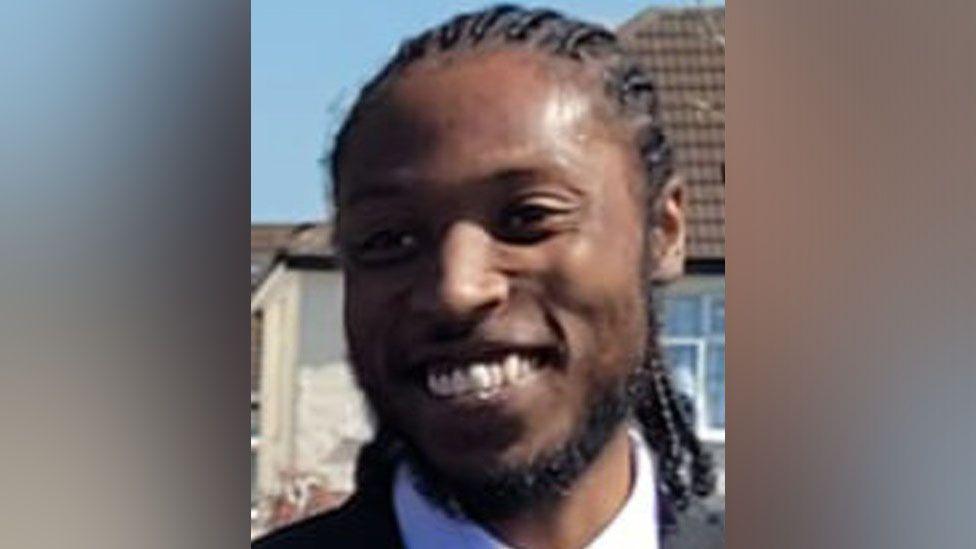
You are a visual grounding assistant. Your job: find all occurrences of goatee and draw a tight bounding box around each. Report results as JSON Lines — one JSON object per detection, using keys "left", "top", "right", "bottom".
{"left": 395, "top": 372, "right": 639, "bottom": 523}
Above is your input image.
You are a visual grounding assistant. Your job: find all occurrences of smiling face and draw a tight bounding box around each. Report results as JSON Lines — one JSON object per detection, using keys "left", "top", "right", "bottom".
{"left": 335, "top": 49, "right": 650, "bottom": 488}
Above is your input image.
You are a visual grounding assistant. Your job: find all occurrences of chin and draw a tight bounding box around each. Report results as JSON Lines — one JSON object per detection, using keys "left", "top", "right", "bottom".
{"left": 393, "top": 374, "right": 634, "bottom": 522}
{"left": 432, "top": 430, "right": 564, "bottom": 481}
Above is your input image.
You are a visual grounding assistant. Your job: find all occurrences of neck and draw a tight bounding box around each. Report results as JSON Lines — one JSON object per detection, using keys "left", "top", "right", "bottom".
{"left": 485, "top": 424, "right": 634, "bottom": 549}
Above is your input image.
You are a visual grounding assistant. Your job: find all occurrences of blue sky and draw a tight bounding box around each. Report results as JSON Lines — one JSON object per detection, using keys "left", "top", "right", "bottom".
{"left": 251, "top": 0, "right": 724, "bottom": 222}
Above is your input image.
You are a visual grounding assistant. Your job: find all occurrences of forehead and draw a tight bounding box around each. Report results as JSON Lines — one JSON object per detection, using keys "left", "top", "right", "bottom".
{"left": 337, "top": 49, "right": 630, "bottom": 195}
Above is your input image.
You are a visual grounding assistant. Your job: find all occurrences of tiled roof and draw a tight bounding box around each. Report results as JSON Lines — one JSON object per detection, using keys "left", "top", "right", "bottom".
{"left": 619, "top": 7, "right": 725, "bottom": 260}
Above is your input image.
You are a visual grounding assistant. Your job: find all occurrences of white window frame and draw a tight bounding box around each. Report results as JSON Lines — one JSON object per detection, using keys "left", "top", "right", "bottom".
{"left": 661, "top": 279, "right": 725, "bottom": 444}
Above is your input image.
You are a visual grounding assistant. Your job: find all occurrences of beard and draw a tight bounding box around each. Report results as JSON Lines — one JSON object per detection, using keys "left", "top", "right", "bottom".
{"left": 349, "top": 274, "right": 659, "bottom": 523}
{"left": 365, "top": 369, "right": 642, "bottom": 523}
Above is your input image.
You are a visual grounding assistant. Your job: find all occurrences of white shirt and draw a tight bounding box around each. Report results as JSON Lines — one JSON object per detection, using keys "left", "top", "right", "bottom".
{"left": 393, "top": 431, "right": 659, "bottom": 548}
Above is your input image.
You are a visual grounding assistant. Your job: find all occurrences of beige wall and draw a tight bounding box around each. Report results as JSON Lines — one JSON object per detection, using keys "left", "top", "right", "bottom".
{"left": 295, "top": 363, "right": 372, "bottom": 493}
{"left": 253, "top": 265, "right": 372, "bottom": 501}
{"left": 254, "top": 267, "right": 300, "bottom": 497}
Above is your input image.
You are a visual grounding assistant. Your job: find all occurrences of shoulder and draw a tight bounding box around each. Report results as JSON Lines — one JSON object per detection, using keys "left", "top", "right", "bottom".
{"left": 251, "top": 489, "right": 401, "bottom": 549}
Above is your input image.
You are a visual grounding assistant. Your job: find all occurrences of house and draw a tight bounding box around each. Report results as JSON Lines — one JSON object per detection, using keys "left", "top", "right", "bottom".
{"left": 619, "top": 6, "right": 726, "bottom": 495}
{"left": 250, "top": 224, "right": 372, "bottom": 536}
{"left": 250, "top": 5, "right": 726, "bottom": 534}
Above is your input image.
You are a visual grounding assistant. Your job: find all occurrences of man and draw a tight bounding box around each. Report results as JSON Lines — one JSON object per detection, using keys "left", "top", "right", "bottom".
{"left": 255, "top": 5, "right": 722, "bottom": 548}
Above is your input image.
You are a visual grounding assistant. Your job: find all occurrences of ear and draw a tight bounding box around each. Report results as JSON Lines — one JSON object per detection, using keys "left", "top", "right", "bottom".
{"left": 648, "top": 175, "right": 687, "bottom": 283}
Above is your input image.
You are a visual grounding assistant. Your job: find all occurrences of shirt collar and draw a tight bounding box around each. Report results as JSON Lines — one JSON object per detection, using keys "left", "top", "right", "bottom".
{"left": 393, "top": 430, "right": 659, "bottom": 549}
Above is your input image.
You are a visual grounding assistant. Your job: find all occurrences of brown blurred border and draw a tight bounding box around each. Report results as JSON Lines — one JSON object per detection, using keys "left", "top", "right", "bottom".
{"left": 728, "top": 1, "right": 976, "bottom": 547}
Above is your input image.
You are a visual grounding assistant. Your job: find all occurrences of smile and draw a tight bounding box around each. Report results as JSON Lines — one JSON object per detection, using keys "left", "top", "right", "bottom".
{"left": 425, "top": 352, "right": 544, "bottom": 400}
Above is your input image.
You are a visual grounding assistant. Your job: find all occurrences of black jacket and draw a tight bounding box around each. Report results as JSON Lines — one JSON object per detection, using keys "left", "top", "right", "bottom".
{"left": 253, "top": 476, "right": 724, "bottom": 548}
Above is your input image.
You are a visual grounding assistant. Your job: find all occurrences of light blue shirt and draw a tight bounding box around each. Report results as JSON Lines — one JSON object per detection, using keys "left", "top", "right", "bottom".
{"left": 393, "top": 430, "right": 659, "bottom": 548}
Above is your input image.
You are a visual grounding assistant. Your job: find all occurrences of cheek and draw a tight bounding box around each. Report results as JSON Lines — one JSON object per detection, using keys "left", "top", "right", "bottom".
{"left": 548, "top": 244, "right": 646, "bottom": 354}
{"left": 542, "top": 219, "right": 647, "bottom": 364}
{"left": 343, "top": 277, "right": 398, "bottom": 382}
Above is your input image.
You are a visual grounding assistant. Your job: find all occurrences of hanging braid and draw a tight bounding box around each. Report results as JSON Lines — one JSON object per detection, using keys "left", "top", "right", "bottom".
{"left": 634, "top": 307, "right": 717, "bottom": 511}
{"left": 331, "top": 3, "right": 715, "bottom": 513}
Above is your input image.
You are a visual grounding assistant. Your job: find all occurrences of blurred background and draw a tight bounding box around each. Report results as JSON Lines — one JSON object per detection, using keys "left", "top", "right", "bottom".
{"left": 250, "top": 0, "right": 726, "bottom": 538}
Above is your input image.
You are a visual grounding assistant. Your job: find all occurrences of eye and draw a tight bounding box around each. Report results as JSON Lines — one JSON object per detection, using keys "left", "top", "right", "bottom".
{"left": 351, "top": 228, "right": 420, "bottom": 266}
{"left": 497, "top": 202, "right": 565, "bottom": 243}
{"left": 506, "top": 204, "right": 549, "bottom": 228}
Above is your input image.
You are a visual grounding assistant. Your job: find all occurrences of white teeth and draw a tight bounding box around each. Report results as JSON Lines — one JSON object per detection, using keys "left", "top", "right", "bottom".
{"left": 489, "top": 364, "right": 503, "bottom": 386}
{"left": 426, "top": 353, "right": 542, "bottom": 398}
{"left": 436, "top": 374, "right": 451, "bottom": 395}
{"left": 451, "top": 370, "right": 468, "bottom": 394}
{"left": 470, "top": 364, "right": 491, "bottom": 390}
{"left": 503, "top": 355, "right": 520, "bottom": 383}
{"left": 427, "top": 373, "right": 450, "bottom": 397}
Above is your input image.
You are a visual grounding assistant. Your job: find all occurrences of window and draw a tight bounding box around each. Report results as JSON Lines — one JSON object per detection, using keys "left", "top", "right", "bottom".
{"left": 250, "top": 394, "right": 260, "bottom": 437}
{"left": 659, "top": 277, "right": 725, "bottom": 443}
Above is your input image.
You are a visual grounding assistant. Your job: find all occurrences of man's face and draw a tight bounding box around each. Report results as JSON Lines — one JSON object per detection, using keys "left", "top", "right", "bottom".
{"left": 336, "top": 50, "right": 648, "bottom": 484}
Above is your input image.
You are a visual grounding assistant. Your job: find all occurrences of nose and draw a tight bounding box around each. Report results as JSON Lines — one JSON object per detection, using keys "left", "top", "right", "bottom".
{"left": 411, "top": 221, "right": 509, "bottom": 325}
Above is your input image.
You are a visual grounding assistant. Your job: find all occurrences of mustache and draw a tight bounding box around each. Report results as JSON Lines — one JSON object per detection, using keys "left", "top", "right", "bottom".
{"left": 392, "top": 307, "right": 567, "bottom": 374}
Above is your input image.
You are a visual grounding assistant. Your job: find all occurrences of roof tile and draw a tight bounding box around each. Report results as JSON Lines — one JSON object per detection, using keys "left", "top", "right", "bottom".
{"left": 619, "top": 7, "right": 725, "bottom": 260}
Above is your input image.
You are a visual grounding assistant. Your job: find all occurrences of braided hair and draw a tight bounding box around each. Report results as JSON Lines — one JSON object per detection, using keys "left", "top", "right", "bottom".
{"left": 331, "top": 4, "right": 715, "bottom": 513}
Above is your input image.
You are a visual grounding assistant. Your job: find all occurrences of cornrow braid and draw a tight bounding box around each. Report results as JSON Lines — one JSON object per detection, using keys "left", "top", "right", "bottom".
{"left": 332, "top": 3, "right": 714, "bottom": 513}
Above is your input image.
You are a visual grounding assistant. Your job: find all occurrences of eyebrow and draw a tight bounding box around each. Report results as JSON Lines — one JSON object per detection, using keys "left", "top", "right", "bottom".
{"left": 340, "top": 163, "right": 586, "bottom": 209}
{"left": 487, "top": 167, "right": 541, "bottom": 185}
{"left": 486, "top": 166, "right": 587, "bottom": 197}
{"left": 341, "top": 181, "right": 410, "bottom": 209}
